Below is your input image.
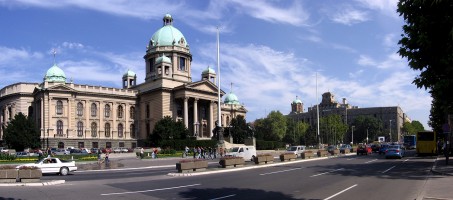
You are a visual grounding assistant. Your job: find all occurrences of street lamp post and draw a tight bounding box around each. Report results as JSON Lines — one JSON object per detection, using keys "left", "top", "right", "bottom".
{"left": 389, "top": 120, "right": 392, "bottom": 142}
{"left": 194, "top": 121, "right": 199, "bottom": 138}
{"left": 366, "top": 127, "right": 369, "bottom": 144}
{"left": 351, "top": 126, "right": 355, "bottom": 145}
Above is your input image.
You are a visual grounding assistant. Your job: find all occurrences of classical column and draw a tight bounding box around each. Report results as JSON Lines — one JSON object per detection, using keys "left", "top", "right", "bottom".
{"left": 209, "top": 101, "right": 214, "bottom": 137}
{"left": 193, "top": 98, "right": 198, "bottom": 137}
{"left": 184, "top": 97, "right": 189, "bottom": 128}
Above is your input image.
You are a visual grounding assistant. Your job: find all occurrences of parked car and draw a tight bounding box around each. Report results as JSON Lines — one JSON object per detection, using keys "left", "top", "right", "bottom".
{"left": 286, "top": 145, "right": 306, "bottom": 157}
{"left": 371, "top": 144, "right": 381, "bottom": 152}
{"left": 339, "top": 144, "right": 353, "bottom": 153}
{"left": 378, "top": 144, "right": 389, "bottom": 155}
{"left": 327, "top": 145, "right": 338, "bottom": 154}
{"left": 16, "top": 151, "right": 29, "bottom": 157}
{"left": 356, "top": 144, "right": 372, "bottom": 155}
{"left": 0, "top": 147, "right": 8, "bottom": 153}
{"left": 113, "top": 147, "right": 122, "bottom": 153}
{"left": 101, "top": 148, "right": 112, "bottom": 154}
{"left": 90, "top": 148, "right": 100, "bottom": 154}
{"left": 120, "top": 147, "right": 129, "bottom": 153}
{"left": 385, "top": 145, "right": 405, "bottom": 159}
{"left": 16, "top": 157, "right": 77, "bottom": 175}
{"left": 70, "top": 148, "right": 89, "bottom": 155}
{"left": 54, "top": 148, "right": 70, "bottom": 155}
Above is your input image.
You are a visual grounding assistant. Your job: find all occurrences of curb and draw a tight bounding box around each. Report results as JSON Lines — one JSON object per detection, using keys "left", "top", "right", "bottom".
{"left": 0, "top": 180, "right": 65, "bottom": 187}
{"left": 167, "top": 154, "right": 352, "bottom": 177}
{"left": 431, "top": 156, "right": 453, "bottom": 176}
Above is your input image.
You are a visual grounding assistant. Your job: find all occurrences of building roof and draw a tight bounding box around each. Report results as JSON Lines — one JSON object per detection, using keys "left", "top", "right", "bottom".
{"left": 202, "top": 66, "right": 216, "bottom": 74}
{"left": 123, "top": 69, "right": 136, "bottom": 78}
{"left": 224, "top": 92, "right": 240, "bottom": 105}
{"left": 150, "top": 14, "right": 188, "bottom": 47}
{"left": 293, "top": 96, "right": 302, "bottom": 104}
{"left": 44, "top": 64, "right": 66, "bottom": 83}
{"left": 156, "top": 55, "right": 172, "bottom": 64}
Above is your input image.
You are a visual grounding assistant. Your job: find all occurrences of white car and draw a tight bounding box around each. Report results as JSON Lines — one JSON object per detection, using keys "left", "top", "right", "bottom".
{"left": 16, "top": 157, "right": 77, "bottom": 176}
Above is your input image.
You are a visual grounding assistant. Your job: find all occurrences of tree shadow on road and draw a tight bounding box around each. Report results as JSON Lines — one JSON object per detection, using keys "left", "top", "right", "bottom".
{"left": 178, "top": 187, "right": 319, "bottom": 200}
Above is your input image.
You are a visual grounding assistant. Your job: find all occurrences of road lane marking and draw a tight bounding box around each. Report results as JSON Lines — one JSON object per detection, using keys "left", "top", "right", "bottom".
{"left": 259, "top": 167, "right": 303, "bottom": 175}
{"left": 365, "top": 159, "right": 377, "bottom": 163}
{"left": 100, "top": 183, "right": 201, "bottom": 196}
{"left": 125, "top": 169, "right": 174, "bottom": 175}
{"left": 403, "top": 159, "right": 409, "bottom": 162}
{"left": 210, "top": 194, "right": 237, "bottom": 200}
{"left": 382, "top": 166, "right": 396, "bottom": 173}
{"left": 324, "top": 184, "right": 358, "bottom": 200}
{"left": 347, "top": 158, "right": 355, "bottom": 160}
{"left": 310, "top": 168, "right": 344, "bottom": 177}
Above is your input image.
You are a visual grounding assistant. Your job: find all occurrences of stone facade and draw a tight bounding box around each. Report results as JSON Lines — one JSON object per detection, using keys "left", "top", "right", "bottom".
{"left": 288, "top": 92, "right": 410, "bottom": 143}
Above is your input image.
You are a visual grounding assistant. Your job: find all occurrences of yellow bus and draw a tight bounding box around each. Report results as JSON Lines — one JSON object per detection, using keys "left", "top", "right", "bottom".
{"left": 416, "top": 131, "right": 437, "bottom": 155}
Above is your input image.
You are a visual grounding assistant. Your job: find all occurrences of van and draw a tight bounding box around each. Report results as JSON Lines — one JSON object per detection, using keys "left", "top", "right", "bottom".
{"left": 226, "top": 146, "right": 257, "bottom": 161}
{"left": 286, "top": 145, "right": 306, "bottom": 157}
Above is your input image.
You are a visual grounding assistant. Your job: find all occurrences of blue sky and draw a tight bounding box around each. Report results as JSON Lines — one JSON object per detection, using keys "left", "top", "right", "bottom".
{"left": 0, "top": 0, "right": 432, "bottom": 129}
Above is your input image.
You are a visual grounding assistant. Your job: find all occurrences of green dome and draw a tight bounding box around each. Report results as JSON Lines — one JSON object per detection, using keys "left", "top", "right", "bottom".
{"left": 224, "top": 92, "right": 240, "bottom": 105}
{"left": 156, "top": 55, "right": 172, "bottom": 64}
{"left": 202, "top": 66, "right": 215, "bottom": 74}
{"left": 45, "top": 64, "right": 66, "bottom": 83}
{"left": 123, "top": 69, "right": 136, "bottom": 77}
{"left": 293, "top": 96, "right": 302, "bottom": 104}
{"left": 149, "top": 14, "right": 188, "bottom": 47}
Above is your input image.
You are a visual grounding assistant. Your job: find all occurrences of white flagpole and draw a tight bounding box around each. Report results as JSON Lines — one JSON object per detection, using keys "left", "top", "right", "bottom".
{"left": 217, "top": 27, "right": 221, "bottom": 127}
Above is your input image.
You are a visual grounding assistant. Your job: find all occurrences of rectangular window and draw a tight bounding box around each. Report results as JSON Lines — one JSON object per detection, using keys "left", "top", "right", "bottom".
{"left": 78, "top": 142, "right": 84, "bottom": 149}
{"left": 149, "top": 58, "right": 155, "bottom": 72}
{"left": 179, "top": 57, "right": 185, "bottom": 71}
{"left": 92, "top": 142, "right": 99, "bottom": 148}
{"left": 106, "top": 142, "right": 112, "bottom": 148}
{"left": 119, "top": 142, "right": 125, "bottom": 148}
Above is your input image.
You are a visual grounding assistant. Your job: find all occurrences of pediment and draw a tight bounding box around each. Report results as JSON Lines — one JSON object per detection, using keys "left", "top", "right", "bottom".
{"left": 46, "top": 84, "right": 77, "bottom": 92}
{"left": 176, "top": 80, "right": 225, "bottom": 95}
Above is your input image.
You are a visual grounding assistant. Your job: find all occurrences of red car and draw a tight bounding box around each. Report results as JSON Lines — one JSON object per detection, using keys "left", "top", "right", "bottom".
{"left": 356, "top": 144, "right": 372, "bottom": 155}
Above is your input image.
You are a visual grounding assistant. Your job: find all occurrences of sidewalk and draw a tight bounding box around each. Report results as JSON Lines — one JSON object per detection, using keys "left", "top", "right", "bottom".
{"left": 419, "top": 155, "right": 453, "bottom": 200}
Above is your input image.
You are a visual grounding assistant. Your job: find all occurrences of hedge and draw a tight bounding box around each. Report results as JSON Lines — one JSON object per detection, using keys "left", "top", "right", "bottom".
{"left": 256, "top": 140, "right": 285, "bottom": 150}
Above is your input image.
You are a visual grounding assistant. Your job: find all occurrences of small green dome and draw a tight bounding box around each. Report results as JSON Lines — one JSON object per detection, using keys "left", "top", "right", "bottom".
{"left": 202, "top": 66, "right": 216, "bottom": 74}
{"left": 156, "top": 55, "right": 172, "bottom": 64}
{"left": 224, "top": 92, "right": 240, "bottom": 105}
{"left": 45, "top": 64, "right": 66, "bottom": 83}
{"left": 123, "top": 69, "right": 136, "bottom": 77}
{"left": 149, "top": 14, "right": 188, "bottom": 48}
{"left": 292, "top": 96, "right": 302, "bottom": 104}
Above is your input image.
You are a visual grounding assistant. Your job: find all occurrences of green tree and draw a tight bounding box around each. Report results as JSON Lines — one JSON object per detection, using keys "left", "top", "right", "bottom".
{"left": 397, "top": 0, "right": 453, "bottom": 130}
{"left": 253, "top": 111, "right": 287, "bottom": 141}
{"left": 403, "top": 120, "right": 425, "bottom": 135}
{"left": 284, "top": 117, "right": 309, "bottom": 145}
{"left": 227, "top": 115, "right": 248, "bottom": 144}
{"left": 351, "top": 116, "right": 383, "bottom": 143}
{"left": 3, "top": 112, "right": 40, "bottom": 151}
{"left": 319, "top": 114, "right": 348, "bottom": 145}
{"left": 148, "top": 116, "right": 189, "bottom": 145}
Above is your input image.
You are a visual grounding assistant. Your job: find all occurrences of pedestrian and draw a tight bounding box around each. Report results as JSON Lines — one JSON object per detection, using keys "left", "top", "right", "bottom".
{"left": 105, "top": 152, "right": 110, "bottom": 163}
{"left": 97, "top": 148, "right": 102, "bottom": 164}
{"left": 193, "top": 146, "right": 197, "bottom": 158}
{"left": 219, "top": 147, "right": 224, "bottom": 157}
{"left": 47, "top": 147, "right": 52, "bottom": 157}
{"left": 153, "top": 148, "right": 158, "bottom": 158}
{"left": 140, "top": 147, "right": 144, "bottom": 159}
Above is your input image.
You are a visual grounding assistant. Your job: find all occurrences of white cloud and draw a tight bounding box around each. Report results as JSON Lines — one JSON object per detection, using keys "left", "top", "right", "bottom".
{"left": 0, "top": 46, "right": 43, "bottom": 65}
{"left": 227, "top": 0, "right": 310, "bottom": 26}
{"left": 356, "top": 0, "right": 399, "bottom": 18}
{"left": 330, "top": 6, "right": 369, "bottom": 25}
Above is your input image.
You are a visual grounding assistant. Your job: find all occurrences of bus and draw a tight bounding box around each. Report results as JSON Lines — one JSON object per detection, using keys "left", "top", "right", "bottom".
{"left": 416, "top": 131, "right": 437, "bottom": 155}
{"left": 403, "top": 135, "right": 417, "bottom": 149}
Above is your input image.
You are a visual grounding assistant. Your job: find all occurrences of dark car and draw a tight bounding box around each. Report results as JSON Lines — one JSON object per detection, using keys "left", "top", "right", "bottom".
{"left": 327, "top": 145, "right": 338, "bottom": 154}
{"left": 339, "top": 144, "right": 353, "bottom": 153}
{"left": 356, "top": 144, "right": 372, "bottom": 155}
{"left": 371, "top": 144, "right": 381, "bottom": 152}
{"left": 378, "top": 144, "right": 389, "bottom": 155}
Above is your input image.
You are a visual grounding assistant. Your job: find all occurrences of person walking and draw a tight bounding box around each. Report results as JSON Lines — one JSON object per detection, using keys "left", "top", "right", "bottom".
{"left": 97, "top": 148, "right": 102, "bottom": 164}
{"left": 105, "top": 152, "right": 110, "bottom": 164}
{"left": 140, "top": 147, "right": 144, "bottom": 159}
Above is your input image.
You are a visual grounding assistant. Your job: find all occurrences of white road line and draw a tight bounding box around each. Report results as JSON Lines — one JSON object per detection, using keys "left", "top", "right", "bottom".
{"left": 382, "top": 166, "right": 396, "bottom": 173}
{"left": 324, "top": 184, "right": 358, "bottom": 200}
{"left": 259, "top": 167, "right": 303, "bottom": 175}
{"left": 347, "top": 158, "right": 355, "bottom": 160}
{"left": 310, "top": 168, "right": 344, "bottom": 177}
{"left": 365, "top": 159, "right": 377, "bottom": 164}
{"left": 210, "top": 194, "right": 237, "bottom": 200}
{"left": 403, "top": 159, "right": 409, "bottom": 162}
{"left": 100, "top": 183, "right": 201, "bottom": 196}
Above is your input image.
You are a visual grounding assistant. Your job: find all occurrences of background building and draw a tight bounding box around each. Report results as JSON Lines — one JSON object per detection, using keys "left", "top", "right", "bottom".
{"left": 287, "top": 92, "right": 410, "bottom": 143}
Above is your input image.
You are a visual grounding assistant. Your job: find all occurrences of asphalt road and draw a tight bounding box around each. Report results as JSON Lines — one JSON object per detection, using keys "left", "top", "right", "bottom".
{"left": 0, "top": 150, "right": 436, "bottom": 200}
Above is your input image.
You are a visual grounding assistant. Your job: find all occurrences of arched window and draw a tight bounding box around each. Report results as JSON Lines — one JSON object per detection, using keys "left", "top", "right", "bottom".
{"left": 130, "top": 124, "right": 135, "bottom": 138}
{"left": 91, "top": 103, "right": 97, "bottom": 117}
{"left": 118, "top": 105, "right": 123, "bottom": 118}
{"left": 104, "top": 104, "right": 110, "bottom": 118}
{"left": 146, "top": 104, "right": 150, "bottom": 118}
{"left": 56, "top": 100, "right": 63, "bottom": 115}
{"left": 118, "top": 123, "right": 123, "bottom": 138}
{"left": 105, "top": 123, "right": 110, "bottom": 137}
{"left": 77, "top": 121, "right": 84, "bottom": 136}
{"left": 77, "top": 102, "right": 83, "bottom": 116}
{"left": 57, "top": 120, "right": 63, "bottom": 135}
{"left": 91, "top": 122, "right": 97, "bottom": 137}
{"left": 130, "top": 106, "right": 135, "bottom": 119}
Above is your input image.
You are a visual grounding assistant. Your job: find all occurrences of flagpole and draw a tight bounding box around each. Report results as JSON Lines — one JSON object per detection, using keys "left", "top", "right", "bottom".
{"left": 217, "top": 27, "right": 221, "bottom": 128}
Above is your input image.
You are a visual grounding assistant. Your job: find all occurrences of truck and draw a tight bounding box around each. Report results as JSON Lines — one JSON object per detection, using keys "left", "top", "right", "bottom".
{"left": 286, "top": 145, "right": 306, "bottom": 157}
{"left": 226, "top": 146, "right": 257, "bottom": 161}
